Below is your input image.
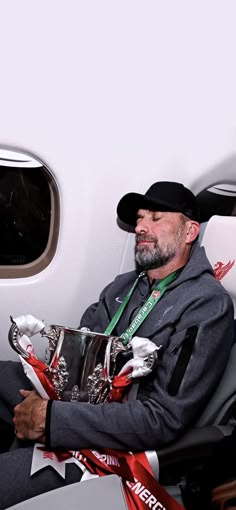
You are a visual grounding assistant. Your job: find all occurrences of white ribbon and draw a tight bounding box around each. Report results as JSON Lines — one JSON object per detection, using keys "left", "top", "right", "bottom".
{"left": 14, "top": 314, "right": 45, "bottom": 338}
{"left": 13, "top": 314, "right": 45, "bottom": 358}
{"left": 118, "top": 336, "right": 161, "bottom": 379}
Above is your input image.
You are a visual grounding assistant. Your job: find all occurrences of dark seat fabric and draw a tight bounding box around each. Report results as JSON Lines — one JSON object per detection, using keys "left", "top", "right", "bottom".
{"left": 0, "top": 422, "right": 14, "bottom": 453}
{"left": 182, "top": 427, "right": 236, "bottom": 509}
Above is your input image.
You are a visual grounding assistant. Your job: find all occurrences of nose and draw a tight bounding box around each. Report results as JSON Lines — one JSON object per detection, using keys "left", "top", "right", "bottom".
{"left": 135, "top": 218, "right": 149, "bottom": 234}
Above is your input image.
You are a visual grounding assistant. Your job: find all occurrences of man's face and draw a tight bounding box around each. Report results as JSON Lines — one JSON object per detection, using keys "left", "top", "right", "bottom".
{"left": 135, "top": 209, "right": 189, "bottom": 270}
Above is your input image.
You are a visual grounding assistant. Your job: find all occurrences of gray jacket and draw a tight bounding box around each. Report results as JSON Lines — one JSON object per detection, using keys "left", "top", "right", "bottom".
{"left": 47, "top": 243, "right": 234, "bottom": 451}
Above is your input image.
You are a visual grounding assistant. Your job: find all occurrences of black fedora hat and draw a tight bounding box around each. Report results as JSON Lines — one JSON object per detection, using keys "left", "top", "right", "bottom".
{"left": 117, "top": 181, "right": 199, "bottom": 226}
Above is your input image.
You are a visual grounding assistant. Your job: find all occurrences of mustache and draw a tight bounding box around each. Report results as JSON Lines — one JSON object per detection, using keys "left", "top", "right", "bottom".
{"left": 136, "top": 234, "right": 157, "bottom": 244}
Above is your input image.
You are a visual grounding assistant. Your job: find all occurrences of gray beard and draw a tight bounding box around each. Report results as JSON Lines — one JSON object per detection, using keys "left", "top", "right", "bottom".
{"left": 135, "top": 233, "right": 181, "bottom": 270}
{"left": 135, "top": 246, "right": 176, "bottom": 270}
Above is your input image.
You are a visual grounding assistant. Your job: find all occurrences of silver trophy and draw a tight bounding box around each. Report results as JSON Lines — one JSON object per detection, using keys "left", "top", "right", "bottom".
{"left": 8, "top": 317, "right": 133, "bottom": 403}
{"left": 8, "top": 315, "right": 159, "bottom": 404}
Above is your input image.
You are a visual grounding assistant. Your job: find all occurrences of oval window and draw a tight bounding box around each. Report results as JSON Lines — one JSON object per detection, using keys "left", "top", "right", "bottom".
{"left": 0, "top": 149, "right": 60, "bottom": 278}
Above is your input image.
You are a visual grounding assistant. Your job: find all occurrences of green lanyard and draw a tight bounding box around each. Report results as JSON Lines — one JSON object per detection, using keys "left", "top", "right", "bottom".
{"left": 104, "top": 269, "right": 178, "bottom": 346}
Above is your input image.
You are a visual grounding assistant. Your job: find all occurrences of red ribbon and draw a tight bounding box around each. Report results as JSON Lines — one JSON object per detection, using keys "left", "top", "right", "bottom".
{"left": 108, "top": 372, "right": 132, "bottom": 402}
{"left": 79, "top": 449, "right": 184, "bottom": 510}
{"left": 26, "top": 355, "right": 58, "bottom": 400}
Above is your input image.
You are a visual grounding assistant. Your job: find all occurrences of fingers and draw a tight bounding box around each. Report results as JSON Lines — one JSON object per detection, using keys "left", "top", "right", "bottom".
{"left": 15, "top": 429, "right": 24, "bottom": 440}
{"left": 19, "top": 389, "right": 34, "bottom": 398}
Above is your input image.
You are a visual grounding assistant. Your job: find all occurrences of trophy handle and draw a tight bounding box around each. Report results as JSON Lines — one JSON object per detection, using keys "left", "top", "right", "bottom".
{"left": 8, "top": 316, "right": 30, "bottom": 359}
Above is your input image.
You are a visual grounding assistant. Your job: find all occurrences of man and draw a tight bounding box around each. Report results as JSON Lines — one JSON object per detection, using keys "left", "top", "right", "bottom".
{"left": 0, "top": 181, "right": 234, "bottom": 508}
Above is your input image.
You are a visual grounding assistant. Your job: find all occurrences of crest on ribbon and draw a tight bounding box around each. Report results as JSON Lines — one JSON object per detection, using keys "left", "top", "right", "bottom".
{"left": 152, "top": 290, "right": 160, "bottom": 299}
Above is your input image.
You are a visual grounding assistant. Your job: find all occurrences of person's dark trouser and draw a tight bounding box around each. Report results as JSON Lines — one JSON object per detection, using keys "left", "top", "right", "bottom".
{"left": 0, "top": 361, "right": 83, "bottom": 509}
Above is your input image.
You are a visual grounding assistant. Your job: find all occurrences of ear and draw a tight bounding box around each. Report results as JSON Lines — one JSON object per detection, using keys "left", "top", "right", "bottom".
{"left": 186, "top": 221, "right": 200, "bottom": 244}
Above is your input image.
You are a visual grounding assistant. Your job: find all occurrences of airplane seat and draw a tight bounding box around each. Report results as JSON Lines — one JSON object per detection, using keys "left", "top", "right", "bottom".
{"left": 158, "top": 215, "right": 236, "bottom": 504}
{"left": 196, "top": 215, "right": 236, "bottom": 424}
{"left": 194, "top": 214, "right": 236, "bottom": 428}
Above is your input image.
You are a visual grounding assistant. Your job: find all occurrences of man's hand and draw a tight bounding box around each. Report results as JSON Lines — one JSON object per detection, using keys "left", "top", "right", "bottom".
{"left": 13, "top": 389, "right": 48, "bottom": 443}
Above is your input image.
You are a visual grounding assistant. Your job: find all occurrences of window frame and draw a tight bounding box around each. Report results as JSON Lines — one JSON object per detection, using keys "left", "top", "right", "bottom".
{"left": 0, "top": 154, "right": 60, "bottom": 279}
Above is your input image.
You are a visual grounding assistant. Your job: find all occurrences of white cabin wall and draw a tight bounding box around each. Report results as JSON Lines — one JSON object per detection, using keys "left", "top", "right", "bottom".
{"left": 0, "top": 1, "right": 236, "bottom": 358}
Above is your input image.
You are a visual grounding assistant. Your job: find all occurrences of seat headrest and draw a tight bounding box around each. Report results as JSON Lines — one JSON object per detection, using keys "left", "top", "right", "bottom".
{"left": 201, "top": 215, "right": 236, "bottom": 316}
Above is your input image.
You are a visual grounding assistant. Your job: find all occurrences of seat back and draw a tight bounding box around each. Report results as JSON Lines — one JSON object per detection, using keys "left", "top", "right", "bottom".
{"left": 196, "top": 215, "right": 236, "bottom": 426}
{"left": 200, "top": 215, "right": 236, "bottom": 311}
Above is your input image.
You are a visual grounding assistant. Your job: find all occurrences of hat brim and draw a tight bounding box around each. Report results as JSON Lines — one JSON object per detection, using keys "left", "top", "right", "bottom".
{"left": 117, "top": 192, "right": 181, "bottom": 226}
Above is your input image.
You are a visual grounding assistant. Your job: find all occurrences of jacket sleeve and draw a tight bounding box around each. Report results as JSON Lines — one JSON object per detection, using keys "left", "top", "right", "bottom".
{"left": 46, "top": 291, "right": 234, "bottom": 452}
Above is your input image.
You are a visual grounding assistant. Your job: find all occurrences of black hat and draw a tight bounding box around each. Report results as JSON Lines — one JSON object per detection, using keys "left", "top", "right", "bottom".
{"left": 117, "top": 181, "right": 199, "bottom": 226}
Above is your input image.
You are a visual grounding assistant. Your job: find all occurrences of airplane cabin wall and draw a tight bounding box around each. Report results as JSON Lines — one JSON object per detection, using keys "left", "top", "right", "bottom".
{"left": 0, "top": 0, "right": 236, "bottom": 359}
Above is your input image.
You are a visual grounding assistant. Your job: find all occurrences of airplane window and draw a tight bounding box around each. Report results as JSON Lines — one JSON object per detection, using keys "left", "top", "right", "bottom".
{"left": 0, "top": 149, "right": 60, "bottom": 278}
{"left": 197, "top": 184, "right": 236, "bottom": 223}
